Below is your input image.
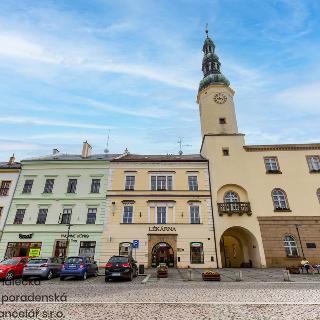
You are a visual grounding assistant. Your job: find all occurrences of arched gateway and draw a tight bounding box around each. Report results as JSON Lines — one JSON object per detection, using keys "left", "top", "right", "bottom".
{"left": 220, "top": 227, "right": 261, "bottom": 268}
{"left": 151, "top": 242, "right": 175, "bottom": 267}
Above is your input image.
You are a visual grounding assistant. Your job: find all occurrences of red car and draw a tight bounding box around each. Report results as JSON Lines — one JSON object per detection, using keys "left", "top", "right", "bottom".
{"left": 0, "top": 257, "right": 28, "bottom": 280}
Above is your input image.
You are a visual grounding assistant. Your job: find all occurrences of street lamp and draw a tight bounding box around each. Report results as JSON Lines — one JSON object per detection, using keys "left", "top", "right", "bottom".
{"left": 58, "top": 212, "right": 73, "bottom": 258}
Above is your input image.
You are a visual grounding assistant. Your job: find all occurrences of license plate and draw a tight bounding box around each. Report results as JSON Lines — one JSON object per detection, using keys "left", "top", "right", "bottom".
{"left": 112, "top": 273, "right": 121, "bottom": 276}
{"left": 69, "top": 264, "right": 76, "bottom": 268}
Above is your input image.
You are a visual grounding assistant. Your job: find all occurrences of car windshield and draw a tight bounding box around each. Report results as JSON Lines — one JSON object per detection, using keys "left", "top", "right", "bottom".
{"left": 66, "top": 257, "right": 83, "bottom": 264}
{"left": 108, "top": 256, "right": 128, "bottom": 263}
{"left": 28, "top": 259, "right": 48, "bottom": 265}
{"left": 0, "top": 258, "right": 20, "bottom": 266}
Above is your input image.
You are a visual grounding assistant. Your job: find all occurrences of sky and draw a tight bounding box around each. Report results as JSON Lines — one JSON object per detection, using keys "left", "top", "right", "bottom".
{"left": 0, "top": 0, "right": 319, "bottom": 160}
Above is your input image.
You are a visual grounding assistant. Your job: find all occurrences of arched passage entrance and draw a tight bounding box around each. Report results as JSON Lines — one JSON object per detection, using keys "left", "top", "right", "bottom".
{"left": 151, "top": 242, "right": 174, "bottom": 267}
{"left": 220, "top": 227, "right": 261, "bottom": 268}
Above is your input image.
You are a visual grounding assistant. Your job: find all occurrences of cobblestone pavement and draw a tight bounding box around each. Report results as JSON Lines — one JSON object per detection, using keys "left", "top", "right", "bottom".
{"left": 0, "top": 269, "right": 320, "bottom": 320}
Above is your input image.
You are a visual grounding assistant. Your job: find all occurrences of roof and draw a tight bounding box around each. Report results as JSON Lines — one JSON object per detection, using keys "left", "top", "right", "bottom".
{"left": 22, "top": 153, "right": 121, "bottom": 162}
{"left": 244, "top": 143, "right": 320, "bottom": 152}
{"left": 0, "top": 162, "right": 21, "bottom": 169}
{"left": 112, "top": 154, "right": 207, "bottom": 163}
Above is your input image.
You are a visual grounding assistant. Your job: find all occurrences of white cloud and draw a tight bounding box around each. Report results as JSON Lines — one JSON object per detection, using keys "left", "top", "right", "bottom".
{"left": 0, "top": 116, "right": 111, "bottom": 130}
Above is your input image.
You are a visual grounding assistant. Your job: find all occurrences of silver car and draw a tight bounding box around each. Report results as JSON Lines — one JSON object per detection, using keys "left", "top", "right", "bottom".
{"left": 23, "top": 257, "right": 63, "bottom": 280}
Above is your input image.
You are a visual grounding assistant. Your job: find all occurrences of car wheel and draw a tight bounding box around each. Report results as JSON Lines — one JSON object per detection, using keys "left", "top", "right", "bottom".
{"left": 82, "top": 272, "right": 87, "bottom": 281}
{"left": 134, "top": 268, "right": 138, "bottom": 277}
{"left": 60, "top": 277, "right": 65, "bottom": 281}
{"left": 128, "top": 271, "right": 133, "bottom": 281}
{"left": 94, "top": 269, "right": 98, "bottom": 277}
{"left": 47, "top": 270, "right": 53, "bottom": 280}
{"left": 6, "top": 271, "right": 14, "bottom": 281}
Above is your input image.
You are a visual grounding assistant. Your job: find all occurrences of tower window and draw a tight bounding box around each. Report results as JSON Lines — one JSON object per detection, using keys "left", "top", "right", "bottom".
{"left": 222, "top": 148, "right": 229, "bottom": 156}
{"left": 219, "top": 118, "right": 226, "bottom": 124}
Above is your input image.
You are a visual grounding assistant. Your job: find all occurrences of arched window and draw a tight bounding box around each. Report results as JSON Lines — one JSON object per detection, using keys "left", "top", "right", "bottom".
{"left": 283, "top": 235, "right": 299, "bottom": 257}
{"left": 224, "top": 191, "right": 239, "bottom": 203}
{"left": 272, "top": 188, "right": 289, "bottom": 210}
{"left": 317, "top": 188, "right": 320, "bottom": 203}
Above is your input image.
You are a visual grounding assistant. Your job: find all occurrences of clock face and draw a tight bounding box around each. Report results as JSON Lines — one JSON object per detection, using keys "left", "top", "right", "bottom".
{"left": 213, "top": 93, "right": 227, "bottom": 104}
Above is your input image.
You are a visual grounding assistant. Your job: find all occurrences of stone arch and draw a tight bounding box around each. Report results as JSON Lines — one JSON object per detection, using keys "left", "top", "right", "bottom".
{"left": 217, "top": 184, "right": 249, "bottom": 203}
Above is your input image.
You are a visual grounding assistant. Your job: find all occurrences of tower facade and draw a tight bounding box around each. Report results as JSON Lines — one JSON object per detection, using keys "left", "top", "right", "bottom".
{"left": 197, "top": 31, "right": 238, "bottom": 137}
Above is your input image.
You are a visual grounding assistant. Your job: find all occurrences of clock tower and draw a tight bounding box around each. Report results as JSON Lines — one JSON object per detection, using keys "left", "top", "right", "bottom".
{"left": 197, "top": 29, "right": 239, "bottom": 138}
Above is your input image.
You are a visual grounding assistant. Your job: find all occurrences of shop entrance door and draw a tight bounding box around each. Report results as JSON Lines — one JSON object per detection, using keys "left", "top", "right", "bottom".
{"left": 151, "top": 242, "right": 174, "bottom": 267}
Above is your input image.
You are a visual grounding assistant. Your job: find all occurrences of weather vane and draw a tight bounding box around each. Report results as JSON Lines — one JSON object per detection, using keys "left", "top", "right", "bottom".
{"left": 205, "top": 23, "right": 208, "bottom": 37}
{"left": 104, "top": 130, "right": 111, "bottom": 154}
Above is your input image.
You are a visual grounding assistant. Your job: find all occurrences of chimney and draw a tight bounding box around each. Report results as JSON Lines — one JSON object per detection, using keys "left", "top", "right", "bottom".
{"left": 52, "top": 148, "right": 59, "bottom": 155}
{"left": 82, "top": 141, "right": 92, "bottom": 158}
{"left": 8, "top": 153, "right": 15, "bottom": 165}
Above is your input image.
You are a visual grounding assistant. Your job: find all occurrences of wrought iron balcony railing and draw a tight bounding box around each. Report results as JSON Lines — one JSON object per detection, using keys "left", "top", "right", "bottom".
{"left": 217, "top": 202, "right": 252, "bottom": 216}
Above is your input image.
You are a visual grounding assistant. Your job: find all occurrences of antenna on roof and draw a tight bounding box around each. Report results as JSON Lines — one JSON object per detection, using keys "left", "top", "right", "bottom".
{"left": 104, "top": 130, "right": 111, "bottom": 154}
{"left": 178, "top": 137, "right": 192, "bottom": 155}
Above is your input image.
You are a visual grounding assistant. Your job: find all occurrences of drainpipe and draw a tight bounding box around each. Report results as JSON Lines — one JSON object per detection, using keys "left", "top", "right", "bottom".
{"left": 207, "top": 160, "right": 219, "bottom": 268}
{"left": 295, "top": 224, "right": 305, "bottom": 258}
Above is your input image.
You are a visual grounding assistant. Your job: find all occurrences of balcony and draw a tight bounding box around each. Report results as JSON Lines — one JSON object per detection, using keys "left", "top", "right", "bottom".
{"left": 217, "top": 202, "right": 252, "bottom": 216}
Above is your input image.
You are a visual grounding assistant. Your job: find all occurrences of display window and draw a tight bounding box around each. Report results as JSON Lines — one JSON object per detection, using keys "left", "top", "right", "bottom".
{"left": 5, "top": 242, "right": 42, "bottom": 258}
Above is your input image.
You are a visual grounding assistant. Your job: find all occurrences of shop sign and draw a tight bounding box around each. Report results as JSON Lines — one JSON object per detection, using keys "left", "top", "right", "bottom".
{"left": 61, "top": 233, "right": 90, "bottom": 239}
{"left": 121, "top": 242, "right": 131, "bottom": 247}
{"left": 29, "top": 248, "right": 41, "bottom": 257}
{"left": 191, "top": 242, "right": 202, "bottom": 247}
{"left": 148, "top": 226, "right": 176, "bottom": 232}
{"left": 19, "top": 233, "right": 33, "bottom": 239}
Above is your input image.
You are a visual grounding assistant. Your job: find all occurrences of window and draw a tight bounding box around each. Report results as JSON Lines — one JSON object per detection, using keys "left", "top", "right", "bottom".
{"left": 125, "top": 176, "right": 135, "bottom": 191}
{"left": 36, "top": 208, "right": 48, "bottom": 224}
{"left": 22, "top": 180, "right": 33, "bottom": 193}
{"left": 79, "top": 241, "right": 96, "bottom": 259}
{"left": 317, "top": 188, "right": 320, "bottom": 203}
{"left": 190, "top": 242, "right": 204, "bottom": 264}
{"left": 14, "top": 209, "right": 25, "bottom": 224}
{"left": 54, "top": 240, "right": 67, "bottom": 258}
{"left": 222, "top": 148, "right": 229, "bottom": 156}
{"left": 188, "top": 176, "right": 198, "bottom": 191}
{"left": 0, "top": 181, "right": 11, "bottom": 196}
{"left": 157, "top": 207, "right": 166, "bottom": 224}
{"left": 86, "top": 208, "right": 97, "bottom": 224}
{"left": 219, "top": 118, "right": 226, "bottom": 124}
{"left": 123, "top": 205, "right": 133, "bottom": 224}
{"left": 272, "top": 188, "right": 289, "bottom": 210}
{"left": 90, "top": 179, "right": 100, "bottom": 193}
{"left": 67, "top": 179, "right": 77, "bottom": 193}
{"left": 190, "top": 206, "right": 200, "bottom": 224}
{"left": 224, "top": 191, "right": 239, "bottom": 203}
{"left": 284, "top": 235, "right": 299, "bottom": 257}
{"left": 60, "top": 208, "right": 72, "bottom": 224}
{"left": 43, "top": 179, "right": 54, "bottom": 193}
{"left": 151, "top": 176, "right": 172, "bottom": 191}
{"left": 264, "top": 157, "right": 280, "bottom": 173}
{"left": 307, "top": 156, "right": 320, "bottom": 172}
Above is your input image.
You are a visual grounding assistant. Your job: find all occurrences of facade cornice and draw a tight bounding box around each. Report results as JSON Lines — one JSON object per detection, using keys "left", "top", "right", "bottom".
{"left": 244, "top": 143, "right": 320, "bottom": 152}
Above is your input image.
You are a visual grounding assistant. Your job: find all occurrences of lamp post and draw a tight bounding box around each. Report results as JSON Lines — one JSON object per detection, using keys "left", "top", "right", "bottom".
{"left": 65, "top": 222, "right": 73, "bottom": 257}
{"left": 295, "top": 224, "right": 305, "bottom": 258}
{"left": 59, "top": 212, "right": 73, "bottom": 258}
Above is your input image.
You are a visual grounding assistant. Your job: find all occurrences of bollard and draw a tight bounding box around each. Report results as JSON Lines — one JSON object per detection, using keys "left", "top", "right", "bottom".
{"left": 188, "top": 269, "right": 193, "bottom": 281}
{"left": 235, "top": 270, "right": 242, "bottom": 282}
{"left": 283, "top": 270, "right": 291, "bottom": 282}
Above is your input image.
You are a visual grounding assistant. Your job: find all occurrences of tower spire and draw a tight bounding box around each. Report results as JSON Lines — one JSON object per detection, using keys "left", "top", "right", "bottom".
{"left": 198, "top": 27, "right": 230, "bottom": 92}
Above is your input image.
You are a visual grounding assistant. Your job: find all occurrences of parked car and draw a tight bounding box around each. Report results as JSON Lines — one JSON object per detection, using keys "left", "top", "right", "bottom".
{"left": 60, "top": 256, "right": 98, "bottom": 281}
{"left": 23, "top": 257, "right": 63, "bottom": 280}
{"left": 0, "top": 257, "right": 28, "bottom": 280}
{"left": 105, "top": 256, "right": 138, "bottom": 281}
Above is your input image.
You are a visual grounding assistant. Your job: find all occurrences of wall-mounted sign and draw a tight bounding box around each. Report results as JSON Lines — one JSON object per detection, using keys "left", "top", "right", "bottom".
{"left": 61, "top": 233, "right": 90, "bottom": 239}
{"left": 191, "top": 242, "right": 202, "bottom": 247}
{"left": 121, "top": 242, "right": 132, "bottom": 247}
{"left": 148, "top": 226, "right": 176, "bottom": 232}
{"left": 306, "top": 243, "right": 317, "bottom": 249}
{"left": 19, "top": 233, "right": 33, "bottom": 239}
{"left": 133, "top": 240, "right": 139, "bottom": 249}
{"left": 29, "top": 248, "right": 41, "bottom": 257}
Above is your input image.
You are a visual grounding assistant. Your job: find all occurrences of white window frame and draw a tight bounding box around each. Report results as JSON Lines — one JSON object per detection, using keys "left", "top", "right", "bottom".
{"left": 156, "top": 206, "right": 167, "bottom": 224}
{"left": 188, "top": 175, "right": 199, "bottom": 191}
{"left": 122, "top": 204, "right": 134, "bottom": 224}
{"left": 264, "top": 157, "right": 279, "bottom": 172}
{"left": 149, "top": 174, "right": 174, "bottom": 191}
{"left": 272, "top": 188, "right": 289, "bottom": 210}
{"left": 283, "top": 235, "right": 299, "bottom": 257}
{"left": 189, "top": 204, "right": 201, "bottom": 224}
{"left": 124, "top": 175, "right": 135, "bottom": 191}
{"left": 307, "top": 156, "right": 320, "bottom": 171}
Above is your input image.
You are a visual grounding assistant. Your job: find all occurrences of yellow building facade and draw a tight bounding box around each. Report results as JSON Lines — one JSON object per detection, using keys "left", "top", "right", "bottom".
{"left": 198, "top": 31, "right": 320, "bottom": 268}
{"left": 100, "top": 154, "right": 217, "bottom": 268}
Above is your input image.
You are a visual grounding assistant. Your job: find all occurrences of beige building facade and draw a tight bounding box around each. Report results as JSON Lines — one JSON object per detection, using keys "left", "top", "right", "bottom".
{"left": 100, "top": 154, "right": 217, "bottom": 268}
{"left": 198, "top": 31, "right": 320, "bottom": 267}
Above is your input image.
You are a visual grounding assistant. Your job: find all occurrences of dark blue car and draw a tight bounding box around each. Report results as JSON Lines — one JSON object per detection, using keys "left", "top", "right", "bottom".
{"left": 60, "top": 256, "right": 98, "bottom": 281}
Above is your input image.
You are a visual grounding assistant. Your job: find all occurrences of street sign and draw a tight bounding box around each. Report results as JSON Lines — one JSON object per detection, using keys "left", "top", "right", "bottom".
{"left": 133, "top": 240, "right": 139, "bottom": 249}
